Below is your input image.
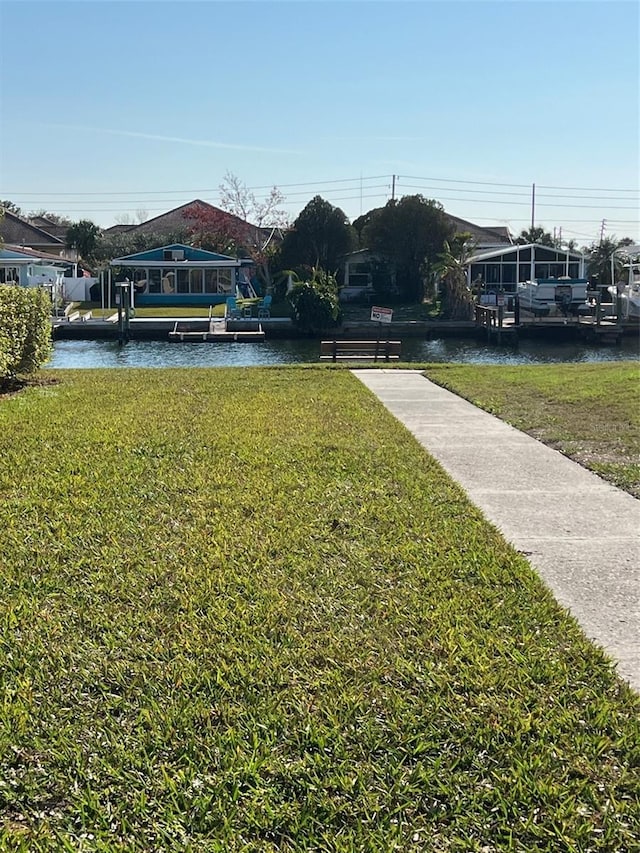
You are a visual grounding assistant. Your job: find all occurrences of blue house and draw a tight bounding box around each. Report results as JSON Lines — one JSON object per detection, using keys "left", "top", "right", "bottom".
{"left": 109, "top": 244, "right": 255, "bottom": 306}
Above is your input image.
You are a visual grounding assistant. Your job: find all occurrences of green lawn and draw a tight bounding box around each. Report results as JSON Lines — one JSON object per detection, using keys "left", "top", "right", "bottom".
{"left": 75, "top": 299, "right": 292, "bottom": 320}
{"left": 422, "top": 361, "right": 640, "bottom": 497}
{"left": 0, "top": 368, "right": 638, "bottom": 852}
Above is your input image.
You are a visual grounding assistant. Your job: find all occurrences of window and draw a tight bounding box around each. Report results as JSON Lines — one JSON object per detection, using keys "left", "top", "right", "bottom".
{"left": 535, "top": 264, "right": 549, "bottom": 279}
{"left": 204, "top": 269, "right": 217, "bottom": 293}
{"left": 176, "top": 269, "right": 189, "bottom": 293}
{"left": 502, "top": 264, "right": 516, "bottom": 284}
{"left": 0, "top": 267, "right": 19, "bottom": 283}
{"left": 519, "top": 264, "right": 532, "bottom": 282}
{"left": 470, "top": 264, "right": 485, "bottom": 283}
{"left": 189, "top": 269, "right": 203, "bottom": 293}
{"left": 218, "top": 269, "right": 232, "bottom": 293}
{"left": 486, "top": 264, "right": 501, "bottom": 284}
{"left": 147, "top": 269, "right": 161, "bottom": 293}
{"left": 161, "top": 269, "right": 176, "bottom": 293}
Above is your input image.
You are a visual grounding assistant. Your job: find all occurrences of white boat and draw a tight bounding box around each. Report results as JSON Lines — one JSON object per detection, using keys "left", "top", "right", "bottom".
{"left": 517, "top": 276, "right": 589, "bottom": 317}
{"left": 608, "top": 262, "right": 640, "bottom": 322}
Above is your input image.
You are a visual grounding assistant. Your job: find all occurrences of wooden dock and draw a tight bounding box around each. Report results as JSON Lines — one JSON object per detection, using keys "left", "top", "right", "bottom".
{"left": 168, "top": 318, "right": 265, "bottom": 342}
{"left": 474, "top": 301, "right": 628, "bottom": 345}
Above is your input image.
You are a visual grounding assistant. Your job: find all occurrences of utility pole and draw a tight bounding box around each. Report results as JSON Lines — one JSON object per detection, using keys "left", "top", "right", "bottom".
{"left": 599, "top": 219, "right": 606, "bottom": 243}
{"left": 391, "top": 174, "right": 396, "bottom": 202}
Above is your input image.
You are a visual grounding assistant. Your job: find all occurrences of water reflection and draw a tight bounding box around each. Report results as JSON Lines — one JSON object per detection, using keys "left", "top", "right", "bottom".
{"left": 48, "top": 336, "right": 639, "bottom": 369}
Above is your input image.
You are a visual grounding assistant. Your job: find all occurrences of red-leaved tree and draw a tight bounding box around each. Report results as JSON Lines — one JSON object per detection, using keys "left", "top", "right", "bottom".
{"left": 182, "top": 202, "right": 242, "bottom": 256}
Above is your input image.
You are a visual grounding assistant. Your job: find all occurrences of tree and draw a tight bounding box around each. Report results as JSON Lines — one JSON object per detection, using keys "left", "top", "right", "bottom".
{"left": 279, "top": 196, "right": 356, "bottom": 275}
{"left": 586, "top": 237, "right": 626, "bottom": 287}
{"left": 218, "top": 171, "right": 288, "bottom": 292}
{"left": 92, "top": 229, "right": 187, "bottom": 267}
{"left": 66, "top": 220, "right": 101, "bottom": 260}
{"left": 353, "top": 210, "right": 376, "bottom": 249}
{"left": 363, "top": 195, "right": 454, "bottom": 302}
{"left": 114, "top": 210, "right": 149, "bottom": 225}
{"left": 288, "top": 268, "right": 340, "bottom": 334}
{"left": 435, "top": 234, "right": 475, "bottom": 320}
{"left": 27, "top": 210, "right": 72, "bottom": 226}
{"left": 1, "top": 200, "right": 22, "bottom": 216}
{"left": 220, "top": 171, "right": 287, "bottom": 229}
{"left": 516, "top": 226, "right": 554, "bottom": 246}
{"left": 182, "top": 202, "right": 242, "bottom": 256}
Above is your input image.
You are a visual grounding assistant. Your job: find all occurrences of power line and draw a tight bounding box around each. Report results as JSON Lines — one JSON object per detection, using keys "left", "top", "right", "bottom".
{"left": 0, "top": 175, "right": 392, "bottom": 198}
{"left": 10, "top": 185, "right": 391, "bottom": 209}
{"left": 404, "top": 175, "right": 638, "bottom": 193}
{"left": 400, "top": 183, "right": 531, "bottom": 199}
{"left": 400, "top": 174, "right": 530, "bottom": 188}
{"left": 538, "top": 183, "right": 638, "bottom": 192}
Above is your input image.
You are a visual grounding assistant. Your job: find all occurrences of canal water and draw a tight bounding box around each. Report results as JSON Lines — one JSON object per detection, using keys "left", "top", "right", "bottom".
{"left": 48, "top": 336, "right": 640, "bottom": 368}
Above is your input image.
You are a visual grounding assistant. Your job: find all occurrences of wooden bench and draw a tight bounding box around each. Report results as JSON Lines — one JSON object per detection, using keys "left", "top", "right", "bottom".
{"left": 320, "top": 340, "right": 401, "bottom": 362}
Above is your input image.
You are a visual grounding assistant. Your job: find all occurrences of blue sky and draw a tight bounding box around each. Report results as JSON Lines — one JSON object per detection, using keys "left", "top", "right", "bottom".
{"left": 1, "top": 0, "right": 638, "bottom": 245}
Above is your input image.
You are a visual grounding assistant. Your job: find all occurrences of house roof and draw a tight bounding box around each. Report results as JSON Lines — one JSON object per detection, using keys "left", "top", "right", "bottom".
{"left": 1, "top": 244, "right": 71, "bottom": 264}
{"left": 103, "top": 199, "right": 278, "bottom": 246}
{"left": 28, "top": 216, "right": 69, "bottom": 240}
{"left": 110, "top": 243, "right": 251, "bottom": 266}
{"left": 445, "top": 214, "right": 513, "bottom": 245}
{"left": 102, "top": 223, "right": 136, "bottom": 235}
{"left": 0, "top": 210, "right": 66, "bottom": 249}
{"left": 468, "top": 243, "right": 585, "bottom": 263}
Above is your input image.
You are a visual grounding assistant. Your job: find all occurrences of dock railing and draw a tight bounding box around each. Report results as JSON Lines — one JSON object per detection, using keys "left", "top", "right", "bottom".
{"left": 475, "top": 303, "right": 504, "bottom": 334}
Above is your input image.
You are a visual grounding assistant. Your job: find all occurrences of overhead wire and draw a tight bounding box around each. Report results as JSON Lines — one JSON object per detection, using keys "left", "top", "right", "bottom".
{"left": 4, "top": 172, "right": 637, "bottom": 236}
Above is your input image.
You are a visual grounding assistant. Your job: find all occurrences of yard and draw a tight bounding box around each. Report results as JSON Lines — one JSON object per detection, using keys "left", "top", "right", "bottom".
{"left": 0, "top": 367, "right": 638, "bottom": 851}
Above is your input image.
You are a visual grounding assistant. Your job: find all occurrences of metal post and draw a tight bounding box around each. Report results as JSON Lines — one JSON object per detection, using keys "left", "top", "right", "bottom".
{"left": 531, "top": 183, "right": 535, "bottom": 230}
{"left": 116, "top": 280, "right": 131, "bottom": 345}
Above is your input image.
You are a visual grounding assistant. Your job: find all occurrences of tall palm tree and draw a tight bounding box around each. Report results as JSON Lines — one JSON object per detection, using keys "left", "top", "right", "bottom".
{"left": 435, "top": 234, "right": 475, "bottom": 320}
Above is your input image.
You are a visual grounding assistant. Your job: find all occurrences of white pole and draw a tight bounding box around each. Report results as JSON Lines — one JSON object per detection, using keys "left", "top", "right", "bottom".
{"left": 611, "top": 253, "right": 615, "bottom": 289}
{"left": 531, "top": 183, "right": 535, "bottom": 230}
{"left": 530, "top": 246, "right": 535, "bottom": 282}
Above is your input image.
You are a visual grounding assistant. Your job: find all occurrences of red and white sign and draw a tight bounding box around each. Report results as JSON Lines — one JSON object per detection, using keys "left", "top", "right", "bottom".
{"left": 371, "top": 306, "right": 393, "bottom": 323}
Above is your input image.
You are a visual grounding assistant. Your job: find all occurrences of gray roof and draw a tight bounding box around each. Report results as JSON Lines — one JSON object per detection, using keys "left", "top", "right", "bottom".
{"left": 28, "top": 216, "right": 69, "bottom": 240}
{"left": 445, "top": 214, "right": 513, "bottom": 245}
{"left": 102, "top": 224, "right": 136, "bottom": 236}
{"left": 0, "top": 210, "right": 66, "bottom": 250}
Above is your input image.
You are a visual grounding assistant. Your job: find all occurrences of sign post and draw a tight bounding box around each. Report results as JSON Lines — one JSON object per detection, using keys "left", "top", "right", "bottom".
{"left": 370, "top": 306, "right": 393, "bottom": 361}
{"left": 370, "top": 306, "right": 393, "bottom": 324}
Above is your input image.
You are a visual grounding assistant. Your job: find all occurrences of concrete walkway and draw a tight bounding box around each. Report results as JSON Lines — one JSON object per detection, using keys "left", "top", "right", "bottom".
{"left": 354, "top": 369, "right": 640, "bottom": 692}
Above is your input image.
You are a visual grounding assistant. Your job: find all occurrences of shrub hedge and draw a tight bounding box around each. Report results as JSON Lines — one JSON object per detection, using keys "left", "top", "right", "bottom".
{"left": 0, "top": 285, "right": 52, "bottom": 380}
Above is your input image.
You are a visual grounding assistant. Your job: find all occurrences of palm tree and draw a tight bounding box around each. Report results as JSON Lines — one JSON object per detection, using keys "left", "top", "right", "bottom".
{"left": 435, "top": 234, "right": 475, "bottom": 320}
{"left": 587, "top": 237, "right": 625, "bottom": 287}
{"left": 66, "top": 220, "right": 101, "bottom": 261}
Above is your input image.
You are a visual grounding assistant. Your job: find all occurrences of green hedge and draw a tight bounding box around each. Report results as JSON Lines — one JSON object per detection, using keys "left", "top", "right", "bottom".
{"left": 0, "top": 285, "right": 53, "bottom": 380}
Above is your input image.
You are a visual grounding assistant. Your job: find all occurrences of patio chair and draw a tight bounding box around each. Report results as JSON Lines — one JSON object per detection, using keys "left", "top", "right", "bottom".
{"left": 226, "top": 296, "right": 241, "bottom": 320}
{"left": 257, "top": 294, "right": 272, "bottom": 319}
